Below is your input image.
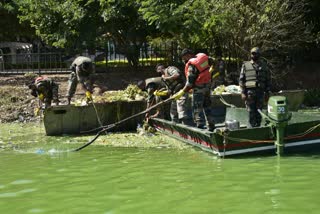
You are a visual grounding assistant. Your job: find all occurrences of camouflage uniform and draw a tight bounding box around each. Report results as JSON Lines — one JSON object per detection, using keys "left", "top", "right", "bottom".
{"left": 186, "top": 64, "right": 215, "bottom": 130}
{"left": 144, "top": 77, "right": 167, "bottom": 118}
{"left": 67, "top": 56, "right": 94, "bottom": 101}
{"left": 30, "top": 77, "right": 59, "bottom": 108}
{"left": 239, "top": 54, "right": 271, "bottom": 127}
{"left": 212, "top": 57, "right": 226, "bottom": 88}
{"left": 161, "top": 66, "right": 191, "bottom": 124}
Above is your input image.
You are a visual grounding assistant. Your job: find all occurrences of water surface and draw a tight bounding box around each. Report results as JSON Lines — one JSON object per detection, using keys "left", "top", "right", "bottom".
{"left": 1, "top": 123, "right": 320, "bottom": 213}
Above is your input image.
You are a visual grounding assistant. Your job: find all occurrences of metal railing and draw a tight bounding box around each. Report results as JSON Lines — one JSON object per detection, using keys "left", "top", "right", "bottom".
{"left": 0, "top": 44, "right": 230, "bottom": 74}
{"left": 0, "top": 44, "right": 182, "bottom": 74}
{"left": 0, "top": 52, "right": 69, "bottom": 75}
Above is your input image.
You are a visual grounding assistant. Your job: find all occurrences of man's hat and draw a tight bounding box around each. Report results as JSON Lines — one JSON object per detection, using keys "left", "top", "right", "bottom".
{"left": 180, "top": 48, "right": 193, "bottom": 57}
{"left": 155, "top": 63, "right": 165, "bottom": 72}
{"left": 250, "top": 47, "right": 260, "bottom": 55}
{"left": 137, "top": 80, "right": 146, "bottom": 90}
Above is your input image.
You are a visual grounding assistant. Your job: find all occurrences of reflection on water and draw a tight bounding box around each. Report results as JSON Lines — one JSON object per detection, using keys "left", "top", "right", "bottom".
{"left": 1, "top": 123, "right": 320, "bottom": 213}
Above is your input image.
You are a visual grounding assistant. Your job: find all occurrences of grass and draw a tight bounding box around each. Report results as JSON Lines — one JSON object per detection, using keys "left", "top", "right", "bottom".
{"left": 95, "top": 57, "right": 167, "bottom": 67}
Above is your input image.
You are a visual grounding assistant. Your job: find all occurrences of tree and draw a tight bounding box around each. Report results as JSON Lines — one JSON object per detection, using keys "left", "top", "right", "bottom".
{"left": 140, "top": 0, "right": 316, "bottom": 85}
{"left": 16, "top": 0, "right": 155, "bottom": 66}
{"left": 99, "top": 0, "right": 156, "bottom": 66}
{"left": 0, "top": 1, "right": 35, "bottom": 42}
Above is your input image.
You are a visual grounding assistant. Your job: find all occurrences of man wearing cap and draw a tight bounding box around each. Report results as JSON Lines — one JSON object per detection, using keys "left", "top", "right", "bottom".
{"left": 153, "top": 64, "right": 192, "bottom": 125}
{"left": 239, "top": 47, "right": 272, "bottom": 127}
{"left": 28, "top": 76, "right": 59, "bottom": 109}
{"left": 211, "top": 54, "right": 226, "bottom": 89}
{"left": 172, "top": 49, "right": 215, "bottom": 131}
{"left": 137, "top": 77, "right": 167, "bottom": 119}
{"left": 66, "top": 56, "right": 95, "bottom": 104}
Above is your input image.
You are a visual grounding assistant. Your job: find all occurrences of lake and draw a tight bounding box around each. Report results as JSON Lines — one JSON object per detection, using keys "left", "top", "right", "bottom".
{"left": 1, "top": 123, "right": 320, "bottom": 213}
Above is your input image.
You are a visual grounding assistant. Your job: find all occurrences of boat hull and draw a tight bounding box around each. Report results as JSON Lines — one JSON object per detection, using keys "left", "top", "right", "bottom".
{"left": 151, "top": 108, "right": 320, "bottom": 157}
{"left": 43, "top": 101, "right": 146, "bottom": 136}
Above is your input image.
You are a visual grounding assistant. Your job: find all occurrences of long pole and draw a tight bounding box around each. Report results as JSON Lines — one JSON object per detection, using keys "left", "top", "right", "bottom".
{"left": 72, "top": 96, "right": 173, "bottom": 152}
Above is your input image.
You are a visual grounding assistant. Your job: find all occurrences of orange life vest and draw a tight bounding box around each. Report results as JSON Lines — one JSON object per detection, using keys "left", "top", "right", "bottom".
{"left": 185, "top": 53, "right": 211, "bottom": 85}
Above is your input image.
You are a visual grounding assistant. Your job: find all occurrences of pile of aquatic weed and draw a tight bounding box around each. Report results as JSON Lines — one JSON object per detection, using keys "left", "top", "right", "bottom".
{"left": 96, "top": 132, "right": 190, "bottom": 150}
{"left": 95, "top": 84, "right": 147, "bottom": 102}
{"left": 0, "top": 86, "right": 37, "bottom": 122}
{"left": 0, "top": 122, "right": 191, "bottom": 153}
{"left": 72, "top": 84, "right": 147, "bottom": 105}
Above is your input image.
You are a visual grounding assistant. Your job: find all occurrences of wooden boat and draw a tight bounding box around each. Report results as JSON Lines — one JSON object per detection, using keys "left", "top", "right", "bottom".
{"left": 150, "top": 96, "right": 320, "bottom": 157}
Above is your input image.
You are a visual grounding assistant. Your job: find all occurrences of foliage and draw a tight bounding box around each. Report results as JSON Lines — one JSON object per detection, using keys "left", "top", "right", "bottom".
{"left": 2, "top": 0, "right": 319, "bottom": 80}
{"left": 304, "top": 88, "right": 320, "bottom": 106}
{"left": 139, "top": 0, "right": 316, "bottom": 83}
{"left": 141, "top": 0, "right": 314, "bottom": 52}
{"left": 0, "top": 0, "right": 36, "bottom": 41}
{"left": 16, "top": 0, "right": 154, "bottom": 67}
{"left": 87, "top": 84, "right": 147, "bottom": 103}
{"left": 17, "top": 0, "right": 98, "bottom": 48}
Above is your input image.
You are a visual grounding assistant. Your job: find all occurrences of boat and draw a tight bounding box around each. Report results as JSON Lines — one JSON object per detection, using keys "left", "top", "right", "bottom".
{"left": 209, "top": 89, "right": 306, "bottom": 124}
{"left": 44, "top": 100, "right": 146, "bottom": 136}
{"left": 150, "top": 95, "right": 320, "bottom": 157}
{"left": 43, "top": 89, "right": 305, "bottom": 136}
{"left": 211, "top": 89, "right": 305, "bottom": 111}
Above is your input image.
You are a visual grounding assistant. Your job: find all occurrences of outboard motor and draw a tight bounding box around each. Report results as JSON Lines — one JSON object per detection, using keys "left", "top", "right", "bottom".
{"left": 267, "top": 96, "right": 290, "bottom": 123}
{"left": 259, "top": 96, "right": 292, "bottom": 155}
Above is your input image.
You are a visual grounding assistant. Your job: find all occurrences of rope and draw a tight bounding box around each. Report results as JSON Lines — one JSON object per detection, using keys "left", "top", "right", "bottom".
{"left": 217, "top": 123, "right": 320, "bottom": 144}
{"left": 284, "top": 123, "right": 320, "bottom": 140}
{"left": 219, "top": 95, "right": 236, "bottom": 108}
{"left": 90, "top": 99, "right": 108, "bottom": 135}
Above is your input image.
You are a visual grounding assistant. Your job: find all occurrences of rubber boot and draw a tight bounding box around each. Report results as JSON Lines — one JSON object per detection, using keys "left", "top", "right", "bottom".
{"left": 207, "top": 123, "right": 216, "bottom": 132}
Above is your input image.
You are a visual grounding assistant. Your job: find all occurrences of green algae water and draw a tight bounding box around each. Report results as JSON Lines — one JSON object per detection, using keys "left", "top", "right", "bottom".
{"left": 1, "top": 123, "right": 320, "bottom": 213}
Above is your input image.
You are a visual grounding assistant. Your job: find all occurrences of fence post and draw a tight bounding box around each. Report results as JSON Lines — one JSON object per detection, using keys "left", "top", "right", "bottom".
{"left": 37, "top": 43, "right": 41, "bottom": 75}
{"left": 105, "top": 43, "right": 108, "bottom": 70}
{"left": 0, "top": 49, "right": 4, "bottom": 72}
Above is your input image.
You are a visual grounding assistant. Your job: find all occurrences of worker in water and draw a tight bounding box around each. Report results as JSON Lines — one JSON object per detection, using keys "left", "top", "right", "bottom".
{"left": 28, "top": 76, "right": 59, "bottom": 109}
{"left": 172, "top": 48, "right": 216, "bottom": 131}
{"left": 137, "top": 77, "right": 167, "bottom": 119}
{"left": 66, "top": 56, "right": 94, "bottom": 105}
{"left": 153, "top": 64, "right": 192, "bottom": 125}
{"left": 239, "top": 47, "right": 272, "bottom": 127}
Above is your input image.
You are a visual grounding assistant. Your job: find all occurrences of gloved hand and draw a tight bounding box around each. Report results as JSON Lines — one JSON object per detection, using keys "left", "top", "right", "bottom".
{"left": 85, "top": 91, "right": 92, "bottom": 100}
{"left": 34, "top": 107, "right": 40, "bottom": 116}
{"left": 209, "top": 65, "right": 214, "bottom": 73}
{"left": 212, "top": 72, "right": 220, "bottom": 80}
{"left": 38, "top": 93, "right": 44, "bottom": 101}
{"left": 241, "top": 93, "right": 247, "bottom": 101}
{"left": 153, "top": 90, "right": 168, "bottom": 97}
{"left": 172, "top": 90, "right": 185, "bottom": 100}
{"left": 86, "top": 91, "right": 93, "bottom": 104}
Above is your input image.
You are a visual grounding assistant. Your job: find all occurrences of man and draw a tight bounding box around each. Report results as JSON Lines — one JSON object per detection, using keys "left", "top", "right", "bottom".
{"left": 28, "top": 76, "right": 59, "bottom": 109}
{"left": 210, "top": 55, "right": 226, "bottom": 88}
{"left": 154, "top": 64, "right": 192, "bottom": 125}
{"left": 239, "top": 47, "right": 271, "bottom": 127}
{"left": 173, "top": 49, "right": 215, "bottom": 131}
{"left": 67, "top": 56, "right": 94, "bottom": 104}
{"left": 137, "top": 77, "right": 167, "bottom": 119}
